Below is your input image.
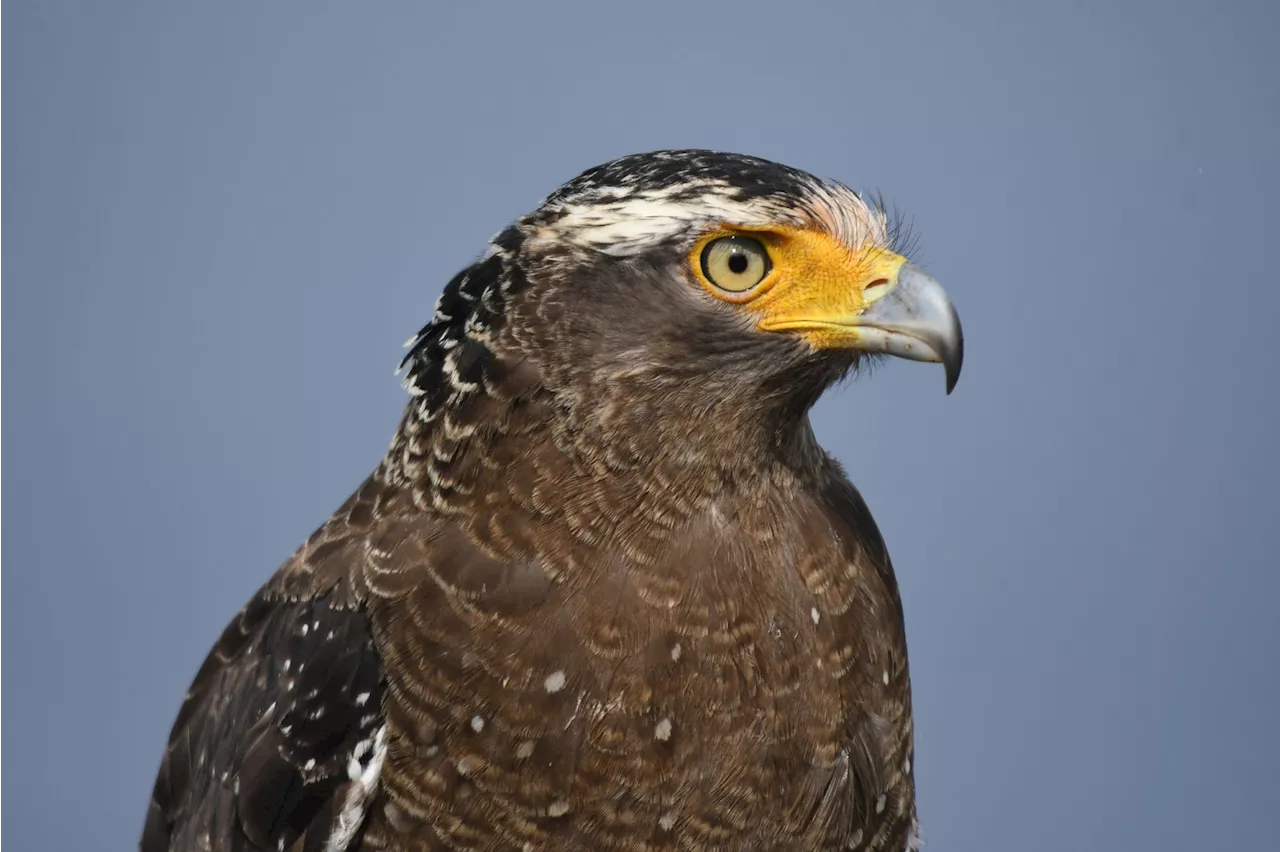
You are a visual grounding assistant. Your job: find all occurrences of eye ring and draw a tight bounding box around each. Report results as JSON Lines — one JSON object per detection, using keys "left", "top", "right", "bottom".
{"left": 699, "top": 235, "right": 773, "bottom": 294}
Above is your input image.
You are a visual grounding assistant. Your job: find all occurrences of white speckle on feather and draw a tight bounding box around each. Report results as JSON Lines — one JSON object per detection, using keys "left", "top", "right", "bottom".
{"left": 659, "top": 812, "right": 676, "bottom": 831}
{"left": 327, "top": 726, "right": 386, "bottom": 851}
{"left": 544, "top": 670, "right": 566, "bottom": 693}
{"left": 875, "top": 794, "right": 887, "bottom": 814}
{"left": 811, "top": 607, "right": 821, "bottom": 625}
{"left": 300, "top": 623, "right": 309, "bottom": 636}
{"left": 471, "top": 715, "right": 485, "bottom": 733}
{"left": 355, "top": 692, "right": 370, "bottom": 706}
{"left": 906, "top": 816, "right": 922, "bottom": 850}
{"left": 883, "top": 670, "right": 890, "bottom": 686}
{"left": 671, "top": 642, "right": 682, "bottom": 662}
{"left": 548, "top": 799, "right": 570, "bottom": 818}
{"left": 304, "top": 758, "right": 316, "bottom": 771}
{"left": 655, "top": 717, "right": 673, "bottom": 741}
{"left": 516, "top": 741, "right": 535, "bottom": 760}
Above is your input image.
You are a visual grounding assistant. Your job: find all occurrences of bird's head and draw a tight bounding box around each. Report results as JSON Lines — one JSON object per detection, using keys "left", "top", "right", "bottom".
{"left": 400, "top": 150, "right": 962, "bottom": 457}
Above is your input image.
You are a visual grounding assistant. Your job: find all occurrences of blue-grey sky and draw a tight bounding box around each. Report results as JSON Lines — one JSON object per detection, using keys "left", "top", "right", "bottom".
{"left": 5, "top": 2, "right": 1278, "bottom": 849}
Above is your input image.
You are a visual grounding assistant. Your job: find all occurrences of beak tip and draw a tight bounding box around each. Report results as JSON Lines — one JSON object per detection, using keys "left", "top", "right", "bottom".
{"left": 943, "top": 326, "right": 964, "bottom": 395}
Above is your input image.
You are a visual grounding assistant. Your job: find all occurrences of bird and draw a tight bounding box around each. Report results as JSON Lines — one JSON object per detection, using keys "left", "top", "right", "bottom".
{"left": 141, "top": 149, "right": 963, "bottom": 852}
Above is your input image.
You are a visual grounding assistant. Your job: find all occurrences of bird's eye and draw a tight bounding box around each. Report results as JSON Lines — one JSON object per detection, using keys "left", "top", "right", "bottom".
{"left": 699, "top": 236, "right": 772, "bottom": 293}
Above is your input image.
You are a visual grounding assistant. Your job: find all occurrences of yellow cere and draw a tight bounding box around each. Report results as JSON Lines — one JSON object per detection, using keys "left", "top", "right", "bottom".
{"left": 690, "top": 225, "right": 910, "bottom": 350}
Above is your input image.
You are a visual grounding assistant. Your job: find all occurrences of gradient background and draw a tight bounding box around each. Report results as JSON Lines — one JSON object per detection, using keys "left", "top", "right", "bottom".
{"left": 5, "top": 2, "right": 1278, "bottom": 849}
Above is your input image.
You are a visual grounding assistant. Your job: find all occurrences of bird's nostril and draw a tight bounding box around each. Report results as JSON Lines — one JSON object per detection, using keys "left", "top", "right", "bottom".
{"left": 863, "top": 279, "right": 893, "bottom": 302}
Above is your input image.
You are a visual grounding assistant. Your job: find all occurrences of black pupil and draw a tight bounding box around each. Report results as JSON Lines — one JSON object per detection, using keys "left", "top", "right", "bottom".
{"left": 727, "top": 251, "right": 749, "bottom": 275}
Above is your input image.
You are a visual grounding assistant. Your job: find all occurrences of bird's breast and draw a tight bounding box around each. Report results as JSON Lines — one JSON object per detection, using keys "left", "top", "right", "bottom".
{"left": 366, "top": 498, "right": 915, "bottom": 850}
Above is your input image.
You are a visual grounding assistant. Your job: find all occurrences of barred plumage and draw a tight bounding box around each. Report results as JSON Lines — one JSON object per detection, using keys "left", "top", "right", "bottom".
{"left": 143, "top": 150, "right": 961, "bottom": 851}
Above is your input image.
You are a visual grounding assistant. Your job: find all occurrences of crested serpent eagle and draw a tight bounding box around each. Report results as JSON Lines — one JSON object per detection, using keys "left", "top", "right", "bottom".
{"left": 142, "top": 150, "right": 964, "bottom": 851}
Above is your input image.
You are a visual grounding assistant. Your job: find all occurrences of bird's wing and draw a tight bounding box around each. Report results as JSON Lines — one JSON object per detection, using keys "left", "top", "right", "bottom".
{"left": 141, "top": 503, "right": 388, "bottom": 852}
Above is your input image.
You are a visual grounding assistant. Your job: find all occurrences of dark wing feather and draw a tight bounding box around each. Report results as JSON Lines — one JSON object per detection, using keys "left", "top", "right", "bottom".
{"left": 142, "top": 589, "right": 385, "bottom": 852}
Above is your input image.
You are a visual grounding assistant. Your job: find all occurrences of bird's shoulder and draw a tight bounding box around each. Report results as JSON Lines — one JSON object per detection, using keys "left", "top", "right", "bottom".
{"left": 141, "top": 476, "right": 412, "bottom": 852}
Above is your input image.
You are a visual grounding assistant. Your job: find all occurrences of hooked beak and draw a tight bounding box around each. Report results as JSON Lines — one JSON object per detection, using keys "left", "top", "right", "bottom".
{"left": 847, "top": 263, "right": 964, "bottom": 394}
{"left": 756, "top": 242, "right": 964, "bottom": 394}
